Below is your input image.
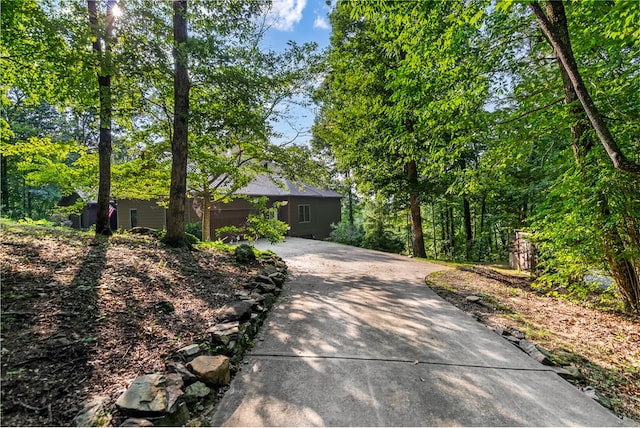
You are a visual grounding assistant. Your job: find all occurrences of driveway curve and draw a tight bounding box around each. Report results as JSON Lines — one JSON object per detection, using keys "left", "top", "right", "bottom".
{"left": 211, "top": 238, "right": 624, "bottom": 426}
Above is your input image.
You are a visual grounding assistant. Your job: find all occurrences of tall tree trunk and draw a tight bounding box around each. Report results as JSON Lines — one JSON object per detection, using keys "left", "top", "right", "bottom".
{"left": 544, "top": 0, "right": 639, "bottom": 313}
{"left": 448, "top": 204, "right": 455, "bottom": 259}
{"left": 407, "top": 160, "right": 427, "bottom": 258}
{"left": 431, "top": 202, "right": 438, "bottom": 259}
{"left": 347, "top": 186, "right": 354, "bottom": 227}
{"left": 530, "top": 1, "right": 640, "bottom": 176}
{"left": 345, "top": 170, "right": 354, "bottom": 227}
{"left": 164, "top": 0, "right": 190, "bottom": 247}
{"left": 88, "top": 0, "right": 116, "bottom": 236}
{"left": 479, "top": 196, "right": 487, "bottom": 260}
{"left": 463, "top": 197, "right": 472, "bottom": 261}
{"left": 201, "top": 188, "right": 212, "bottom": 241}
{"left": 27, "top": 188, "right": 32, "bottom": 218}
{"left": 1, "top": 154, "right": 8, "bottom": 212}
{"left": 440, "top": 206, "right": 447, "bottom": 258}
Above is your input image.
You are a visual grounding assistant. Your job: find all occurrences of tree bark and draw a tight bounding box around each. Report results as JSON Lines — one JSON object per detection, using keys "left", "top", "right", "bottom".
{"left": 431, "top": 202, "right": 438, "bottom": 259}
{"left": 201, "top": 188, "right": 211, "bottom": 241}
{"left": 479, "top": 196, "right": 487, "bottom": 260}
{"left": 530, "top": 1, "right": 640, "bottom": 176}
{"left": 1, "top": 154, "right": 8, "bottom": 211}
{"left": 407, "top": 160, "right": 427, "bottom": 258}
{"left": 448, "top": 204, "right": 455, "bottom": 259}
{"left": 88, "top": 0, "right": 116, "bottom": 236}
{"left": 163, "top": 0, "right": 190, "bottom": 247}
{"left": 543, "top": 0, "right": 639, "bottom": 313}
{"left": 463, "top": 197, "right": 472, "bottom": 261}
{"left": 347, "top": 185, "right": 354, "bottom": 227}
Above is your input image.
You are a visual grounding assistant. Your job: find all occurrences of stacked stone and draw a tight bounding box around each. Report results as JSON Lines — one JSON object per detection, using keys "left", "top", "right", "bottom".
{"left": 73, "top": 247, "right": 287, "bottom": 427}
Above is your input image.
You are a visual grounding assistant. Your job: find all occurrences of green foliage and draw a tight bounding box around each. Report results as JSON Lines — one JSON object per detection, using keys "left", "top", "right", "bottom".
{"left": 185, "top": 222, "right": 202, "bottom": 241}
{"left": 216, "top": 197, "right": 289, "bottom": 244}
{"left": 328, "top": 221, "right": 365, "bottom": 247}
{"left": 196, "top": 240, "right": 234, "bottom": 253}
{"left": 184, "top": 232, "right": 201, "bottom": 247}
{"left": 360, "top": 194, "right": 405, "bottom": 254}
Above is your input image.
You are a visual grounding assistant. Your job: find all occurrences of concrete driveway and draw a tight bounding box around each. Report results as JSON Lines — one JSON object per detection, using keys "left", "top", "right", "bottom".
{"left": 211, "top": 238, "right": 625, "bottom": 426}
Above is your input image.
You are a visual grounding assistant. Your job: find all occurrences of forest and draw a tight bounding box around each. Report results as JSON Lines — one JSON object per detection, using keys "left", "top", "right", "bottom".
{"left": 2, "top": 0, "right": 639, "bottom": 313}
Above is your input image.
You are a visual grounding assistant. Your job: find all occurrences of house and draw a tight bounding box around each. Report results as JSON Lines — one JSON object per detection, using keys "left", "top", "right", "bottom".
{"left": 116, "top": 198, "right": 200, "bottom": 230}
{"left": 208, "top": 176, "right": 343, "bottom": 240}
{"left": 118, "top": 176, "right": 342, "bottom": 240}
{"left": 59, "top": 192, "right": 117, "bottom": 231}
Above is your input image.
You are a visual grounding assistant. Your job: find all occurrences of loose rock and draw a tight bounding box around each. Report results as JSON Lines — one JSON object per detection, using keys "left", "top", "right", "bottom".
{"left": 217, "top": 301, "right": 254, "bottom": 323}
{"left": 120, "top": 418, "right": 154, "bottom": 427}
{"left": 165, "top": 373, "right": 184, "bottom": 413}
{"left": 208, "top": 321, "right": 240, "bottom": 345}
{"left": 115, "top": 373, "right": 167, "bottom": 416}
{"left": 553, "top": 365, "right": 584, "bottom": 381}
{"left": 255, "top": 275, "right": 276, "bottom": 285}
{"left": 466, "top": 295, "right": 482, "bottom": 303}
{"left": 166, "top": 361, "right": 198, "bottom": 384}
{"left": 256, "top": 282, "right": 277, "bottom": 294}
{"left": 187, "top": 355, "right": 230, "bottom": 386}
{"left": 74, "top": 396, "right": 111, "bottom": 427}
{"left": 177, "top": 344, "right": 201, "bottom": 358}
{"left": 583, "top": 386, "right": 612, "bottom": 409}
{"left": 155, "top": 402, "right": 190, "bottom": 427}
{"left": 268, "top": 272, "right": 286, "bottom": 286}
{"left": 184, "top": 381, "right": 212, "bottom": 403}
{"left": 518, "top": 339, "right": 553, "bottom": 366}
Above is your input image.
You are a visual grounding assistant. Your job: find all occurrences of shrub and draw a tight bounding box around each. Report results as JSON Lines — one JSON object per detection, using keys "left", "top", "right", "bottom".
{"left": 328, "top": 222, "right": 364, "bottom": 247}
{"left": 185, "top": 222, "right": 202, "bottom": 240}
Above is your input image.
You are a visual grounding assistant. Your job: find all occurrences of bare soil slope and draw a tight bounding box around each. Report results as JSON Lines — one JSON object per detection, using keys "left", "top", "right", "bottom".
{"left": 1, "top": 223, "right": 262, "bottom": 426}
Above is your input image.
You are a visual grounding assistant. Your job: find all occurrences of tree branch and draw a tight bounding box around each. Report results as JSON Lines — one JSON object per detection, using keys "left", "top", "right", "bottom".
{"left": 496, "top": 98, "right": 564, "bottom": 125}
{"left": 529, "top": 1, "right": 640, "bottom": 176}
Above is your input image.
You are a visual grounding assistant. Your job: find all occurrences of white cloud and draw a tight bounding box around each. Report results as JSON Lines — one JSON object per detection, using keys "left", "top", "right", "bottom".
{"left": 268, "top": 0, "right": 307, "bottom": 32}
{"left": 313, "top": 15, "right": 330, "bottom": 30}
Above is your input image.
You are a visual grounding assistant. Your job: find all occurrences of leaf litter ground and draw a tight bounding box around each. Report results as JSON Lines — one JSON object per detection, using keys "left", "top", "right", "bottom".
{"left": 1, "top": 223, "right": 262, "bottom": 426}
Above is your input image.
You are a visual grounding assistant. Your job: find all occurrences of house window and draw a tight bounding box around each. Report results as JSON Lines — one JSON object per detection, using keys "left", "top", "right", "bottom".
{"left": 298, "top": 204, "right": 310, "bottom": 223}
{"left": 130, "top": 209, "right": 137, "bottom": 228}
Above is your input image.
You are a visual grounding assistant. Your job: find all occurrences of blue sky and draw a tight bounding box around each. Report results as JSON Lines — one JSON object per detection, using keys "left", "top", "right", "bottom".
{"left": 259, "top": 0, "right": 333, "bottom": 146}
{"left": 261, "top": 0, "right": 332, "bottom": 50}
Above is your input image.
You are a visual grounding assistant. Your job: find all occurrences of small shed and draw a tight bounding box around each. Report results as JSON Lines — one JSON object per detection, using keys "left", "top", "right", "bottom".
{"left": 509, "top": 230, "right": 536, "bottom": 271}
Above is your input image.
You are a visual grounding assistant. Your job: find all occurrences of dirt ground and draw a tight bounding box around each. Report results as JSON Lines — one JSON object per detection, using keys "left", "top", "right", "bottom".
{"left": 427, "top": 266, "right": 640, "bottom": 422}
{"left": 1, "top": 223, "right": 263, "bottom": 426}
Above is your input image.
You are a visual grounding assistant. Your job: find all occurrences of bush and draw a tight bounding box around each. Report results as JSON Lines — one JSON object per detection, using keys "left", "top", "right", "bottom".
{"left": 185, "top": 222, "right": 202, "bottom": 240}
{"left": 362, "top": 229, "right": 405, "bottom": 254}
{"left": 328, "top": 222, "right": 364, "bottom": 247}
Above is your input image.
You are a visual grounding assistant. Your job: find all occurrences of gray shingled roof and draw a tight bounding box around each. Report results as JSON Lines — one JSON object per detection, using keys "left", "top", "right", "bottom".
{"left": 237, "top": 175, "right": 342, "bottom": 198}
